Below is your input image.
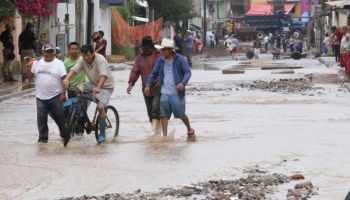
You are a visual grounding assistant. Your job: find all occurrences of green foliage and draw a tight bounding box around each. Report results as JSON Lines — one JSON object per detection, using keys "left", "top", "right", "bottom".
{"left": 112, "top": 44, "right": 135, "bottom": 60}
{"left": 116, "top": 5, "right": 131, "bottom": 22}
{"left": 0, "top": 0, "right": 16, "bottom": 21}
{"left": 152, "top": 0, "right": 192, "bottom": 30}
{"left": 231, "top": 5, "right": 245, "bottom": 14}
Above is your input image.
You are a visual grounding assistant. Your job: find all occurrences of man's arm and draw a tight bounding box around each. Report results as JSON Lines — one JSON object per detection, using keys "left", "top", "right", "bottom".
{"left": 127, "top": 57, "right": 141, "bottom": 94}
{"left": 93, "top": 75, "right": 108, "bottom": 95}
{"left": 144, "top": 59, "right": 161, "bottom": 96}
{"left": 63, "top": 70, "right": 77, "bottom": 89}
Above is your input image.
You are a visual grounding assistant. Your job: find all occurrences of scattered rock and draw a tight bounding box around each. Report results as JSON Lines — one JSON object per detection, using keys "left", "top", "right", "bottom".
{"left": 291, "top": 173, "right": 305, "bottom": 180}
{"left": 295, "top": 181, "right": 313, "bottom": 190}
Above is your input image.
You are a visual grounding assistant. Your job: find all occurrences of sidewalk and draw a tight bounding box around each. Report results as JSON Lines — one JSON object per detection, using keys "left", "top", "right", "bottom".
{"left": 318, "top": 56, "right": 350, "bottom": 92}
{"left": 0, "top": 62, "right": 132, "bottom": 103}
{"left": 0, "top": 81, "right": 35, "bottom": 102}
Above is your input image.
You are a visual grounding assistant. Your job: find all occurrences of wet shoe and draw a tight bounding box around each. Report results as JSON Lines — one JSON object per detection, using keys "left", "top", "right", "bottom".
{"left": 38, "top": 138, "right": 48, "bottom": 143}
{"left": 97, "top": 132, "right": 106, "bottom": 144}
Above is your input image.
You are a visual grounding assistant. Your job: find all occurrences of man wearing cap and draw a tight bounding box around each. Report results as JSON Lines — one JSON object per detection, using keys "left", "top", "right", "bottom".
{"left": 184, "top": 30, "right": 193, "bottom": 67}
{"left": 30, "top": 43, "right": 67, "bottom": 144}
{"left": 19, "top": 22, "right": 38, "bottom": 82}
{"left": 63, "top": 44, "right": 114, "bottom": 144}
{"left": 127, "top": 36, "right": 162, "bottom": 135}
{"left": 0, "top": 23, "right": 17, "bottom": 82}
{"left": 144, "top": 38, "right": 195, "bottom": 140}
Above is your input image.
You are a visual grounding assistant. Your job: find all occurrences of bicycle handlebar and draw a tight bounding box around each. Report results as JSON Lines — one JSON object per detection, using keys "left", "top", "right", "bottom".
{"left": 67, "top": 86, "right": 99, "bottom": 103}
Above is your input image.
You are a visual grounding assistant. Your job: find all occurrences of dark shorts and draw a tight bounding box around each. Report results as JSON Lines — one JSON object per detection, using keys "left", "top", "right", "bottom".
{"left": 160, "top": 94, "right": 186, "bottom": 119}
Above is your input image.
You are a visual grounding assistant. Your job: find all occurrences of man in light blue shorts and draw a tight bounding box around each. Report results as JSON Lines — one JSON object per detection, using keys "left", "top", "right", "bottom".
{"left": 63, "top": 44, "right": 114, "bottom": 144}
{"left": 144, "top": 38, "right": 195, "bottom": 140}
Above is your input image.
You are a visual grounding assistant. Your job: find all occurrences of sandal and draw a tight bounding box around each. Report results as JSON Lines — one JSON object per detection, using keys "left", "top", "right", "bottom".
{"left": 187, "top": 128, "right": 195, "bottom": 136}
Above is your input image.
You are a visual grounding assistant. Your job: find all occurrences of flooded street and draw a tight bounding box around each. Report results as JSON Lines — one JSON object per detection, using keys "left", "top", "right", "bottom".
{"left": 1, "top": 57, "right": 350, "bottom": 199}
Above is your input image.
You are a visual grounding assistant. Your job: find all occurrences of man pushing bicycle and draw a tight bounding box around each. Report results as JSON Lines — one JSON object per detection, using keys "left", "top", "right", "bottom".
{"left": 63, "top": 44, "right": 114, "bottom": 144}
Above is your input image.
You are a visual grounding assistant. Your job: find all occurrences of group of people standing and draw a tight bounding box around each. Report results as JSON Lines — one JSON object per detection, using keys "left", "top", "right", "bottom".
{"left": 128, "top": 36, "right": 195, "bottom": 140}
{"left": 322, "top": 26, "right": 349, "bottom": 63}
{"left": 0, "top": 22, "right": 37, "bottom": 82}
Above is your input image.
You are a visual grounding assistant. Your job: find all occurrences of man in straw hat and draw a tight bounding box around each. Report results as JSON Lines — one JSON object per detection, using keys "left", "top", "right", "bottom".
{"left": 144, "top": 38, "right": 195, "bottom": 141}
{"left": 127, "top": 36, "right": 162, "bottom": 136}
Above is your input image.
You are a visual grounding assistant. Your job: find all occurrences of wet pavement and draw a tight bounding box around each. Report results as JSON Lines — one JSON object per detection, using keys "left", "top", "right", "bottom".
{"left": 1, "top": 55, "right": 350, "bottom": 199}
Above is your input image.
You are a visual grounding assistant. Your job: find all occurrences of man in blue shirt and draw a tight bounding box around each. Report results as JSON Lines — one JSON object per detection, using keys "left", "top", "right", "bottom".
{"left": 184, "top": 30, "right": 193, "bottom": 67}
{"left": 144, "top": 38, "right": 195, "bottom": 141}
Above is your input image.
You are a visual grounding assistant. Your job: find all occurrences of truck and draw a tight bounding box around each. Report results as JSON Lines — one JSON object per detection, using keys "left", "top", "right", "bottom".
{"left": 235, "top": 11, "right": 306, "bottom": 40}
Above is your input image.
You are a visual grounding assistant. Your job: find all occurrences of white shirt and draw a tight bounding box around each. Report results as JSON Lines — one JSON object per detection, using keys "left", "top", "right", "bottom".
{"left": 31, "top": 58, "right": 67, "bottom": 100}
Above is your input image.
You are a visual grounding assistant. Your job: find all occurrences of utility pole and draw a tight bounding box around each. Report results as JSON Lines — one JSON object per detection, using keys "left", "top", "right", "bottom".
{"left": 306, "top": 0, "right": 312, "bottom": 51}
{"left": 86, "top": 0, "right": 93, "bottom": 44}
{"left": 75, "top": 0, "right": 83, "bottom": 45}
{"left": 203, "top": 0, "right": 207, "bottom": 47}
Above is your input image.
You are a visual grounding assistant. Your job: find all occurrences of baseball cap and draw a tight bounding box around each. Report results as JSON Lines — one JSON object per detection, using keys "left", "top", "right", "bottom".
{"left": 42, "top": 43, "right": 56, "bottom": 51}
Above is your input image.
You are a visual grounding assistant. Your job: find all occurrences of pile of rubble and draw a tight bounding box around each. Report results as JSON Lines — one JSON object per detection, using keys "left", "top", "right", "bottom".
{"left": 62, "top": 171, "right": 318, "bottom": 200}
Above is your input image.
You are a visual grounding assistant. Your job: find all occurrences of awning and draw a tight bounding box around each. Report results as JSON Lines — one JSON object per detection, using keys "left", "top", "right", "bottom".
{"left": 325, "top": 0, "right": 344, "bottom": 7}
{"left": 246, "top": 2, "right": 295, "bottom": 15}
{"left": 284, "top": 3, "right": 295, "bottom": 14}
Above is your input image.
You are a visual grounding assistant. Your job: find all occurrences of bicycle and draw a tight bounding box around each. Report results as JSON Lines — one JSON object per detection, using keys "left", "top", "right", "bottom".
{"left": 63, "top": 87, "right": 119, "bottom": 146}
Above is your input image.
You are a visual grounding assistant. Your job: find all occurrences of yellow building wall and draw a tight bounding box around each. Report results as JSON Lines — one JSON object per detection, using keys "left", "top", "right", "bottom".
{"left": 293, "top": 3, "right": 301, "bottom": 17}
{"left": 250, "top": 0, "right": 268, "bottom": 7}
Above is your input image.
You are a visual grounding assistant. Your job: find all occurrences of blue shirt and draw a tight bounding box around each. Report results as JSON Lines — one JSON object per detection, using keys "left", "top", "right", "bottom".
{"left": 184, "top": 35, "right": 193, "bottom": 48}
{"left": 161, "top": 62, "right": 178, "bottom": 95}
{"left": 146, "top": 52, "right": 191, "bottom": 97}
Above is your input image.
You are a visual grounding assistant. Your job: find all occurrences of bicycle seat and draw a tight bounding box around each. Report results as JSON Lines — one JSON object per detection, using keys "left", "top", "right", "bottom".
{"left": 63, "top": 97, "right": 78, "bottom": 107}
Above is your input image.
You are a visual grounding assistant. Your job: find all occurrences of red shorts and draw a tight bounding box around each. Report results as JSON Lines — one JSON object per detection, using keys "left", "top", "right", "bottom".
{"left": 231, "top": 47, "right": 237, "bottom": 54}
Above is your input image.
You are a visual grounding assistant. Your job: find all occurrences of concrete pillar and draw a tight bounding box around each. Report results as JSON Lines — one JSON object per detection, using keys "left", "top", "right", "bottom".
{"left": 94, "top": 0, "right": 101, "bottom": 32}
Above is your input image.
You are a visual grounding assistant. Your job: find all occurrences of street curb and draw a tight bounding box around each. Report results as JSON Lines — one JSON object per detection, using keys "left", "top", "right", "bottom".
{"left": 0, "top": 88, "right": 35, "bottom": 103}
{"left": 317, "top": 57, "right": 330, "bottom": 68}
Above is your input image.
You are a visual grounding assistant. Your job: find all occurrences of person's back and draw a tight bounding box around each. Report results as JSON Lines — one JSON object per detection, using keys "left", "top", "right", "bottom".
{"left": 253, "top": 40, "right": 261, "bottom": 48}
{"left": 231, "top": 37, "right": 239, "bottom": 47}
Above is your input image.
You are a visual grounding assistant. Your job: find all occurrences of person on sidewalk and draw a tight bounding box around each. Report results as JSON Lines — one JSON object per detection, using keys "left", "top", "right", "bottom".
{"left": 144, "top": 38, "right": 195, "bottom": 141}
{"left": 19, "top": 23, "right": 38, "bottom": 83}
{"left": 30, "top": 44, "right": 67, "bottom": 144}
{"left": 63, "top": 44, "right": 114, "bottom": 144}
{"left": 0, "top": 23, "right": 17, "bottom": 82}
{"left": 64, "top": 42, "right": 86, "bottom": 136}
{"left": 92, "top": 30, "right": 107, "bottom": 59}
{"left": 253, "top": 38, "right": 261, "bottom": 59}
{"left": 127, "top": 36, "right": 162, "bottom": 135}
{"left": 184, "top": 30, "right": 193, "bottom": 67}
{"left": 322, "top": 33, "right": 329, "bottom": 56}
{"left": 330, "top": 26, "right": 343, "bottom": 62}
{"left": 174, "top": 31, "right": 183, "bottom": 55}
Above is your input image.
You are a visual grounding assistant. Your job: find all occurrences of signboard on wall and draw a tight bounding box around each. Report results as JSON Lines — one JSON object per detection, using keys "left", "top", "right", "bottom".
{"left": 56, "top": 34, "right": 66, "bottom": 55}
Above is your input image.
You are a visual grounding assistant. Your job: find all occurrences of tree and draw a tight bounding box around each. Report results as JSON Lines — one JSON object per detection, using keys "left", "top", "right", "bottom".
{"left": 0, "top": 0, "right": 16, "bottom": 21}
{"left": 0, "top": 0, "right": 59, "bottom": 21}
{"left": 154, "top": 0, "right": 193, "bottom": 31}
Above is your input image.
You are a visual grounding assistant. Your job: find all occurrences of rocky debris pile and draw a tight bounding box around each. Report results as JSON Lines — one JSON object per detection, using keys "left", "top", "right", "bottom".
{"left": 62, "top": 173, "right": 292, "bottom": 200}
{"left": 239, "top": 78, "right": 324, "bottom": 93}
{"left": 287, "top": 181, "right": 319, "bottom": 200}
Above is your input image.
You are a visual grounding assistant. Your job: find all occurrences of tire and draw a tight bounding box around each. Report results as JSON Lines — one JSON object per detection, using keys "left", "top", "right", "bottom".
{"left": 246, "top": 51, "right": 254, "bottom": 59}
{"left": 293, "top": 30, "right": 301, "bottom": 39}
{"left": 94, "top": 105, "right": 120, "bottom": 142}
{"left": 64, "top": 108, "right": 78, "bottom": 146}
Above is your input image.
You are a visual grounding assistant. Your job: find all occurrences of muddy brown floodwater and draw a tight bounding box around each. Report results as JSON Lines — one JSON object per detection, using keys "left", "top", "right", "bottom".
{"left": 0, "top": 58, "right": 350, "bottom": 200}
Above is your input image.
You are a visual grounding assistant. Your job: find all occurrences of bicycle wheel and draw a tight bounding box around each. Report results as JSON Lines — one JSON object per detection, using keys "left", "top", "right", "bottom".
{"left": 94, "top": 105, "right": 120, "bottom": 142}
{"left": 64, "top": 108, "right": 78, "bottom": 146}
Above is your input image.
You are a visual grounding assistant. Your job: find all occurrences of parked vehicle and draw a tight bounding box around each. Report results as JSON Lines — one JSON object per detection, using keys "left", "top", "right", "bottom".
{"left": 235, "top": 11, "right": 306, "bottom": 40}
